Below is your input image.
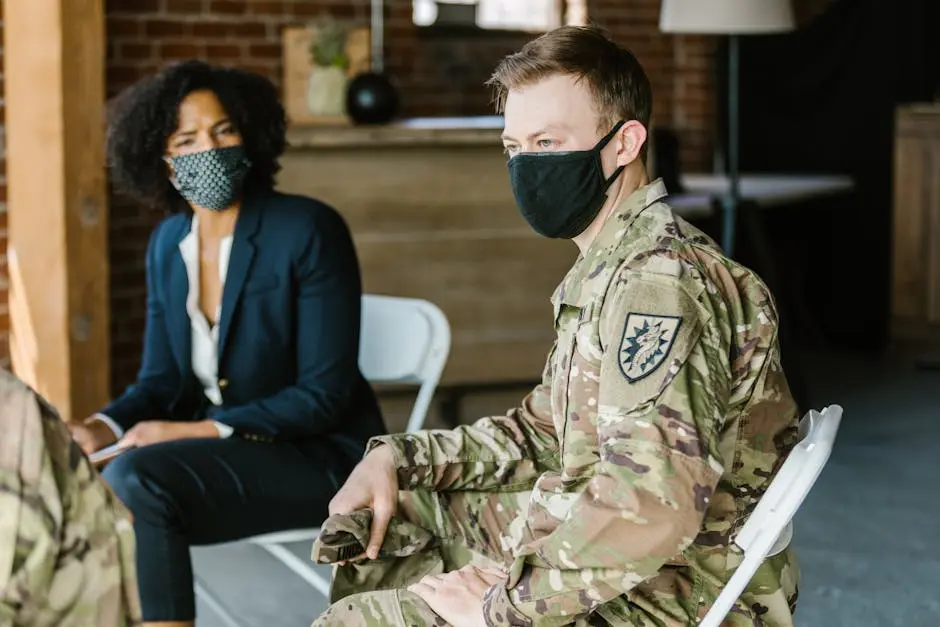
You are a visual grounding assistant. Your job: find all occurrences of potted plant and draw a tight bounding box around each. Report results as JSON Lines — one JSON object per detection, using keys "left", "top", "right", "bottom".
{"left": 306, "top": 14, "right": 350, "bottom": 118}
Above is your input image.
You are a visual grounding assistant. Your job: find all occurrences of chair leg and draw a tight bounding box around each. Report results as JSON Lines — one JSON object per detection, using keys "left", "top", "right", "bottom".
{"left": 194, "top": 575, "right": 245, "bottom": 627}
{"left": 439, "top": 389, "right": 463, "bottom": 428}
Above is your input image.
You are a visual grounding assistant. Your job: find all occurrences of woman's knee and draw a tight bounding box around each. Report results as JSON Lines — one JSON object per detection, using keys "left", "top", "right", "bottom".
{"left": 101, "top": 447, "right": 173, "bottom": 523}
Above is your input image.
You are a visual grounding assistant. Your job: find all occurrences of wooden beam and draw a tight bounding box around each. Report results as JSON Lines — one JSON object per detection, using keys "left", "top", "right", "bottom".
{"left": 3, "top": 0, "right": 109, "bottom": 421}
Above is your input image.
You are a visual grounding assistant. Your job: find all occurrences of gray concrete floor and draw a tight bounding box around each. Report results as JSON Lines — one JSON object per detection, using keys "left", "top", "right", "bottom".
{"left": 192, "top": 351, "right": 940, "bottom": 626}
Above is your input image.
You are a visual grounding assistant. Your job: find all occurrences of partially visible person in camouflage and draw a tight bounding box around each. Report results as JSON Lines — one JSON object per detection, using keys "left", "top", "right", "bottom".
{"left": 0, "top": 370, "right": 142, "bottom": 626}
{"left": 313, "top": 25, "right": 801, "bottom": 627}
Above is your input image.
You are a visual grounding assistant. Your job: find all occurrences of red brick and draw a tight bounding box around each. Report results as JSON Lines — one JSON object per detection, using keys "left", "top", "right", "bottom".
{"left": 163, "top": 0, "right": 206, "bottom": 13}
{"left": 107, "top": 16, "right": 144, "bottom": 37}
{"left": 110, "top": 0, "right": 160, "bottom": 12}
{"left": 191, "top": 20, "right": 267, "bottom": 38}
{"left": 159, "top": 42, "right": 204, "bottom": 59}
{"left": 248, "top": 1, "right": 286, "bottom": 16}
{"left": 208, "top": 0, "right": 248, "bottom": 15}
{"left": 145, "top": 19, "right": 188, "bottom": 36}
{"left": 247, "top": 43, "right": 281, "bottom": 59}
{"left": 205, "top": 43, "right": 243, "bottom": 59}
{"left": 121, "top": 42, "right": 155, "bottom": 61}
{"left": 231, "top": 21, "right": 268, "bottom": 37}
{"left": 191, "top": 21, "right": 231, "bottom": 37}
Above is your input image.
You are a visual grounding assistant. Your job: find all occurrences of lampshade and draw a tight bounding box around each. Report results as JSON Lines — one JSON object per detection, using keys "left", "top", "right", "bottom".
{"left": 659, "top": 0, "right": 795, "bottom": 34}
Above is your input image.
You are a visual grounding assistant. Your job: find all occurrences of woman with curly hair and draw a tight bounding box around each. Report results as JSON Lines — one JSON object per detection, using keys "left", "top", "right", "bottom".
{"left": 68, "top": 59, "right": 386, "bottom": 627}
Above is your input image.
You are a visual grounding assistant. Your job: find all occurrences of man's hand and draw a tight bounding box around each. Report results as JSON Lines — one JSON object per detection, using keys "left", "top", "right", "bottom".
{"left": 328, "top": 444, "right": 399, "bottom": 560}
{"left": 68, "top": 418, "right": 118, "bottom": 455}
{"left": 408, "top": 565, "right": 507, "bottom": 627}
{"left": 120, "top": 420, "right": 218, "bottom": 448}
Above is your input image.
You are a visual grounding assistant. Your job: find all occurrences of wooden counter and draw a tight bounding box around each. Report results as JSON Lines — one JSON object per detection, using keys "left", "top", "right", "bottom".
{"left": 891, "top": 104, "right": 940, "bottom": 352}
{"left": 278, "top": 117, "right": 576, "bottom": 387}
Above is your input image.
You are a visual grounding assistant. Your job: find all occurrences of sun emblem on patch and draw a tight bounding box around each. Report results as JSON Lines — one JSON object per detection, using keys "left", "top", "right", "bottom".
{"left": 619, "top": 313, "right": 682, "bottom": 382}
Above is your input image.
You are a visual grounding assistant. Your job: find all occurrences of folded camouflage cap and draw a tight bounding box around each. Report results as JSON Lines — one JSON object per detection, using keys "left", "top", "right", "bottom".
{"left": 312, "top": 508, "right": 437, "bottom": 564}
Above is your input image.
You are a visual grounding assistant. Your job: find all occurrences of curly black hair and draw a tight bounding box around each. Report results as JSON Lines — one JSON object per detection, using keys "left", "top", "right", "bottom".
{"left": 106, "top": 59, "right": 287, "bottom": 213}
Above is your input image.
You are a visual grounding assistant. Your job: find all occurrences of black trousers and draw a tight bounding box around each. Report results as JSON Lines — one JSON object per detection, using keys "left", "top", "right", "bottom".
{"left": 101, "top": 437, "right": 355, "bottom": 622}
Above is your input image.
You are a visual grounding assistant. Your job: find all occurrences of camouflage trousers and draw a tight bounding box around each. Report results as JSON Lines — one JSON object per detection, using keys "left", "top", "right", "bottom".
{"left": 311, "top": 488, "right": 530, "bottom": 627}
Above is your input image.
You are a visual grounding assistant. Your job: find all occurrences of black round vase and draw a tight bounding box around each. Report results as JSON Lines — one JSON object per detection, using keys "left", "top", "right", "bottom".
{"left": 346, "top": 72, "right": 400, "bottom": 125}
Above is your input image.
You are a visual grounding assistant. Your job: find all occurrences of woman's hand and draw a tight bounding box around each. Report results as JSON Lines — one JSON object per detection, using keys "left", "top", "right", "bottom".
{"left": 68, "top": 419, "right": 119, "bottom": 455}
{"left": 120, "top": 420, "right": 219, "bottom": 448}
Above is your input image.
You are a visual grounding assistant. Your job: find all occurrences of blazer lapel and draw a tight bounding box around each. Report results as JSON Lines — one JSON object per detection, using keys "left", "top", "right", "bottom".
{"left": 217, "top": 194, "right": 263, "bottom": 359}
{"left": 169, "top": 222, "right": 193, "bottom": 373}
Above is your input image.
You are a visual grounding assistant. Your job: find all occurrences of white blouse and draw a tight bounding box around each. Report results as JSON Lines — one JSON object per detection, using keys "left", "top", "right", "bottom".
{"left": 96, "top": 214, "right": 235, "bottom": 439}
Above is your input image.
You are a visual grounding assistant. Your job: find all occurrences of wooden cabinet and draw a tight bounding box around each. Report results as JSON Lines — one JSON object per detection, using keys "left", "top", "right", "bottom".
{"left": 277, "top": 119, "right": 577, "bottom": 387}
{"left": 891, "top": 104, "right": 940, "bottom": 349}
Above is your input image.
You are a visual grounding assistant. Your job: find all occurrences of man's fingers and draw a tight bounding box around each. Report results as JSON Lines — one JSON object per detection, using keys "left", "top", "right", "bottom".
{"left": 417, "top": 573, "right": 443, "bottom": 590}
{"left": 366, "top": 502, "right": 393, "bottom": 559}
{"left": 477, "top": 569, "right": 507, "bottom": 586}
{"left": 337, "top": 551, "right": 369, "bottom": 567}
{"left": 407, "top": 580, "right": 437, "bottom": 599}
{"left": 328, "top": 497, "right": 349, "bottom": 517}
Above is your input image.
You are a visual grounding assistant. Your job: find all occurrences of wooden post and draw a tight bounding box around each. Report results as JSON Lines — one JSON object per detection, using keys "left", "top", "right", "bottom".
{"left": 3, "top": 0, "right": 110, "bottom": 421}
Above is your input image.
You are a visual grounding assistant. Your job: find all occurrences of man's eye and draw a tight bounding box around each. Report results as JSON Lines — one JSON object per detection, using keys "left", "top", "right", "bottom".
{"left": 503, "top": 145, "right": 519, "bottom": 156}
{"left": 537, "top": 139, "right": 555, "bottom": 150}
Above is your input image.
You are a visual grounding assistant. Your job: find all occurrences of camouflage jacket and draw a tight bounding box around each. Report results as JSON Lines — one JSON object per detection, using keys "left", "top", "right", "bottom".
{"left": 0, "top": 370, "right": 142, "bottom": 626}
{"left": 367, "top": 179, "right": 800, "bottom": 626}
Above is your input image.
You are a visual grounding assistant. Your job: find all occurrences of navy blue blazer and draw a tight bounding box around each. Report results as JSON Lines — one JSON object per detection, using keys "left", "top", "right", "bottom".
{"left": 102, "top": 191, "right": 386, "bottom": 460}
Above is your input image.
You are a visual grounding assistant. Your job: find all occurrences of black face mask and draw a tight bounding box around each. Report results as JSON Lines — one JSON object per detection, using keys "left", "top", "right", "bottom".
{"left": 508, "top": 120, "right": 626, "bottom": 239}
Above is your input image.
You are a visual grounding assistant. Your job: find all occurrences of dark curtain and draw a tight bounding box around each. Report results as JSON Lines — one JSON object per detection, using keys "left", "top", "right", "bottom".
{"left": 715, "top": 0, "right": 938, "bottom": 352}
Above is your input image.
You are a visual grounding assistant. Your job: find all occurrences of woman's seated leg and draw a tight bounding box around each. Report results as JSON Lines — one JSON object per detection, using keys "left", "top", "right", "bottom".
{"left": 101, "top": 436, "right": 354, "bottom": 625}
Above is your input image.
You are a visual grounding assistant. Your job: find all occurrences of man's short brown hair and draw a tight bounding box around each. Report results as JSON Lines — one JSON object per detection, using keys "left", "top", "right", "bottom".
{"left": 487, "top": 25, "right": 653, "bottom": 135}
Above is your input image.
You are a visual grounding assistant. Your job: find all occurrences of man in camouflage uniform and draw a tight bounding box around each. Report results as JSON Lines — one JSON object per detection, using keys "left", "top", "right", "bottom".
{"left": 0, "top": 370, "right": 142, "bottom": 626}
{"left": 313, "top": 25, "right": 800, "bottom": 627}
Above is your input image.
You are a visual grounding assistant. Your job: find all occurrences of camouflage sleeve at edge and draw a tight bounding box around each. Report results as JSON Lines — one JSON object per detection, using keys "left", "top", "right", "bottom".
{"left": 0, "top": 372, "right": 142, "bottom": 626}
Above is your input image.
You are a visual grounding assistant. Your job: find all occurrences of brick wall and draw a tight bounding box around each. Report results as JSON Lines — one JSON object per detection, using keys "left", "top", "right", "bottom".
{"left": 2, "top": 0, "right": 831, "bottom": 393}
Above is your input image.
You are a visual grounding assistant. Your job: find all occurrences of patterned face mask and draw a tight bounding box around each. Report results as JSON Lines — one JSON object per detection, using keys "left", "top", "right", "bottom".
{"left": 167, "top": 144, "right": 252, "bottom": 211}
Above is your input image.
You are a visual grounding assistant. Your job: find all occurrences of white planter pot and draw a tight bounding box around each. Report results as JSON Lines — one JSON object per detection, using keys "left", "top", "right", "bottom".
{"left": 306, "top": 65, "right": 349, "bottom": 117}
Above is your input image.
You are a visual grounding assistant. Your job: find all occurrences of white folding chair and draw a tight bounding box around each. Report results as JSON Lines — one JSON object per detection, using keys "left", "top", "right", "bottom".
{"left": 699, "top": 404, "right": 843, "bottom": 627}
{"left": 194, "top": 294, "right": 450, "bottom": 624}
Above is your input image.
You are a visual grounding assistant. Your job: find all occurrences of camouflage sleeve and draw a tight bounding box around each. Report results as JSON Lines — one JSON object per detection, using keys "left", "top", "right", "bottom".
{"left": 484, "top": 267, "right": 732, "bottom": 625}
{"left": 0, "top": 371, "right": 142, "bottom": 626}
{"left": 365, "top": 344, "right": 560, "bottom": 492}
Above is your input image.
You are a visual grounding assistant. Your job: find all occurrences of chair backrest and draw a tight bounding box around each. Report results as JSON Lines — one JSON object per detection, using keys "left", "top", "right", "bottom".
{"left": 699, "top": 404, "right": 843, "bottom": 627}
{"left": 358, "top": 294, "right": 451, "bottom": 433}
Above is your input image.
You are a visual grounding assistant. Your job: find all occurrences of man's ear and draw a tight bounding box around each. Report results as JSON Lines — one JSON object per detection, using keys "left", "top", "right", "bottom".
{"left": 616, "top": 120, "right": 647, "bottom": 167}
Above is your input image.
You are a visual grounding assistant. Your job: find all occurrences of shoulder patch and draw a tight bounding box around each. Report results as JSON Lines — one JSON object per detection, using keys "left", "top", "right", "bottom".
{"left": 618, "top": 313, "right": 682, "bottom": 382}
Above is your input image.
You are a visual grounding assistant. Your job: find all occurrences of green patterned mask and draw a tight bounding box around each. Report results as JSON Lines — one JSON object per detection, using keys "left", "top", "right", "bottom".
{"left": 168, "top": 145, "right": 251, "bottom": 211}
